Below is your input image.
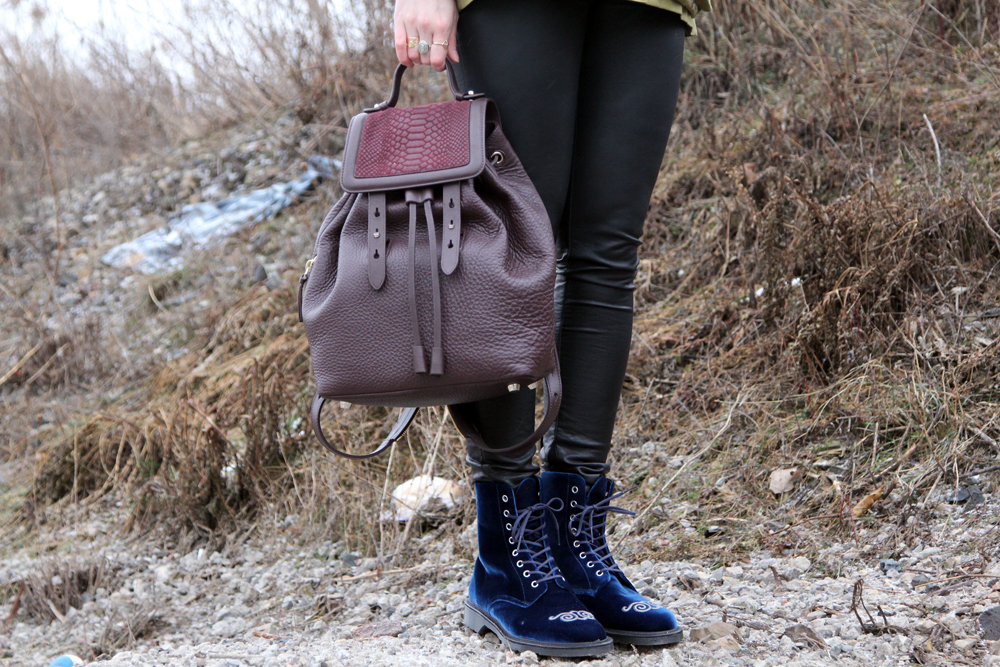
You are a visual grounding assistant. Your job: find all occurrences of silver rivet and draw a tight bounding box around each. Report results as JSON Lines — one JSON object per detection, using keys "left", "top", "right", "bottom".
{"left": 507, "top": 383, "right": 519, "bottom": 392}
{"left": 373, "top": 231, "right": 380, "bottom": 238}
{"left": 448, "top": 223, "right": 454, "bottom": 229}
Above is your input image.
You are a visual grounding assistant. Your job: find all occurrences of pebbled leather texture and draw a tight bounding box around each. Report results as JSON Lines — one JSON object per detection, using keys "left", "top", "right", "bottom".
{"left": 354, "top": 101, "right": 472, "bottom": 179}
{"left": 302, "top": 96, "right": 559, "bottom": 457}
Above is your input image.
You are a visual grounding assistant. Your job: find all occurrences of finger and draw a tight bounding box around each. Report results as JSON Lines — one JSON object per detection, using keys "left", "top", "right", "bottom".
{"left": 430, "top": 40, "right": 447, "bottom": 72}
{"left": 396, "top": 22, "right": 413, "bottom": 67}
{"left": 393, "top": 14, "right": 413, "bottom": 67}
{"left": 447, "top": 21, "right": 459, "bottom": 63}
{"left": 416, "top": 17, "right": 433, "bottom": 67}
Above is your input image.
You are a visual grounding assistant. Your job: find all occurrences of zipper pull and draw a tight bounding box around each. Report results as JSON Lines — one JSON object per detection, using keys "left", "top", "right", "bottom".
{"left": 298, "top": 257, "right": 316, "bottom": 322}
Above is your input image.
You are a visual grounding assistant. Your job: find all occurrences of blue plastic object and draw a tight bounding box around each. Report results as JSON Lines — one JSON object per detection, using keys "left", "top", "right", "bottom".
{"left": 48, "top": 655, "right": 83, "bottom": 667}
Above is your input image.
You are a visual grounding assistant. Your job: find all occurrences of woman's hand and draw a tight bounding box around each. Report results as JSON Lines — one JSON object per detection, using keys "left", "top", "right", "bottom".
{"left": 393, "top": 0, "right": 460, "bottom": 72}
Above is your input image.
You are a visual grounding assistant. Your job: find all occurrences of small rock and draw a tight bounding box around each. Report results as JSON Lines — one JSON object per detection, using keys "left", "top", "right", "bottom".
{"left": 351, "top": 620, "right": 404, "bottom": 639}
{"left": 981, "top": 607, "right": 1000, "bottom": 640}
{"left": 689, "top": 621, "right": 741, "bottom": 643}
{"left": 965, "top": 485, "right": 986, "bottom": 511}
{"left": 946, "top": 487, "right": 971, "bottom": 503}
{"left": 660, "top": 649, "right": 679, "bottom": 667}
{"left": 339, "top": 552, "right": 361, "bottom": 566}
{"left": 879, "top": 559, "right": 903, "bottom": 575}
{"left": 210, "top": 617, "right": 247, "bottom": 638}
{"left": 911, "top": 573, "right": 930, "bottom": 588}
{"left": 782, "top": 624, "right": 827, "bottom": 648}
{"left": 639, "top": 586, "right": 660, "bottom": 600}
{"left": 789, "top": 557, "right": 811, "bottom": 572}
{"left": 955, "top": 637, "right": 978, "bottom": 650}
{"left": 941, "top": 614, "right": 966, "bottom": 637}
{"left": 520, "top": 650, "right": 539, "bottom": 663}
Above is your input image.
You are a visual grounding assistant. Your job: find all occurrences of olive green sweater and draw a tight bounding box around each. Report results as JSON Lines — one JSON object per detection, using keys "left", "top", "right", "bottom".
{"left": 456, "top": 0, "right": 711, "bottom": 35}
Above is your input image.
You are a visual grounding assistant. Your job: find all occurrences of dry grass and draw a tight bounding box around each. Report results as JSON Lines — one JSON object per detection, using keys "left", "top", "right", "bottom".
{"left": 4, "top": 0, "right": 1000, "bottom": 570}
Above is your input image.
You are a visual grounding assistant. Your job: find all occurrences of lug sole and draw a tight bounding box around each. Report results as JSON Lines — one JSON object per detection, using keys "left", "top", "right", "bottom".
{"left": 464, "top": 601, "right": 613, "bottom": 657}
{"left": 605, "top": 626, "right": 684, "bottom": 646}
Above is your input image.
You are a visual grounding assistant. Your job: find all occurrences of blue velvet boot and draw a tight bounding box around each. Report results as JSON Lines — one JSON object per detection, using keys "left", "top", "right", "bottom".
{"left": 540, "top": 471, "right": 683, "bottom": 646}
{"left": 465, "top": 477, "right": 613, "bottom": 657}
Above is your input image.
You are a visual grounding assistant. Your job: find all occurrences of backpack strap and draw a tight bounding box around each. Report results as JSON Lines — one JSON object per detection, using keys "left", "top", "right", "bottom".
{"left": 309, "top": 362, "right": 562, "bottom": 460}
{"left": 311, "top": 396, "right": 419, "bottom": 460}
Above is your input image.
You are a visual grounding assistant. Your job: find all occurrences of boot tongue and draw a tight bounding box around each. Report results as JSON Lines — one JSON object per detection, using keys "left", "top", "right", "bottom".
{"left": 587, "top": 476, "right": 613, "bottom": 503}
{"left": 514, "top": 476, "right": 540, "bottom": 509}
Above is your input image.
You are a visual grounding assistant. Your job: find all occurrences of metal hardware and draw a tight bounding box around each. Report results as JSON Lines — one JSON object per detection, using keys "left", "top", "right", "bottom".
{"left": 302, "top": 257, "right": 316, "bottom": 279}
{"left": 507, "top": 383, "right": 519, "bottom": 392}
{"left": 490, "top": 151, "right": 505, "bottom": 165}
{"left": 373, "top": 231, "right": 380, "bottom": 238}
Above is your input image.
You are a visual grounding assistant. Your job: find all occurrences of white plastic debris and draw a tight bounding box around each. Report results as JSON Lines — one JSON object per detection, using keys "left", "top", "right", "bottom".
{"left": 101, "top": 156, "right": 338, "bottom": 274}
{"left": 388, "top": 475, "right": 464, "bottom": 522}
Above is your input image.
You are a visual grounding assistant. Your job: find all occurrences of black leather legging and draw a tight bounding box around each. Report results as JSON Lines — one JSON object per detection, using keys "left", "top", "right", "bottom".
{"left": 452, "top": 0, "right": 686, "bottom": 489}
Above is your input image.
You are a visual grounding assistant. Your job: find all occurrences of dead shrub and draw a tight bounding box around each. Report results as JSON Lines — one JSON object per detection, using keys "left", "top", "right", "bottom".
{"left": 4, "top": 557, "right": 117, "bottom": 624}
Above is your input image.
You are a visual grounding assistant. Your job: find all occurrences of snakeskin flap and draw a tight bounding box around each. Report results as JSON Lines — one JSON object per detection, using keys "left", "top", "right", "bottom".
{"left": 340, "top": 98, "right": 489, "bottom": 193}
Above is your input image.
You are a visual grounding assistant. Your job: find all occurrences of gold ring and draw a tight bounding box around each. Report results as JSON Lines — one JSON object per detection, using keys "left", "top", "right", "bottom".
{"left": 433, "top": 40, "right": 449, "bottom": 47}
{"left": 407, "top": 37, "right": 417, "bottom": 49}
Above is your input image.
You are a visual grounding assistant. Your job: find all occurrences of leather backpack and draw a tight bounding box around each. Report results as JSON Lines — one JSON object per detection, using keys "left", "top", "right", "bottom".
{"left": 299, "top": 62, "right": 561, "bottom": 459}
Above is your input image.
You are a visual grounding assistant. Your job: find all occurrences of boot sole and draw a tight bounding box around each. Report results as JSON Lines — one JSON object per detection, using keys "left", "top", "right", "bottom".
{"left": 464, "top": 601, "right": 614, "bottom": 657}
{"left": 605, "top": 626, "right": 684, "bottom": 646}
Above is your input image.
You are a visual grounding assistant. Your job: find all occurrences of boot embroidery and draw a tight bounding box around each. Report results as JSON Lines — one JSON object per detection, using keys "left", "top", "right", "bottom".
{"left": 548, "top": 610, "right": 596, "bottom": 622}
{"left": 622, "top": 601, "right": 661, "bottom": 613}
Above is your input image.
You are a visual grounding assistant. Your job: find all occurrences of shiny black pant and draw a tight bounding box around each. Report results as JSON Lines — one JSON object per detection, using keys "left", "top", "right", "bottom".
{"left": 453, "top": 0, "right": 686, "bottom": 488}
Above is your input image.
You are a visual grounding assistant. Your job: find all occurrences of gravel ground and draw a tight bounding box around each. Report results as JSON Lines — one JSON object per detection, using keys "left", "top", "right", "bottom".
{"left": 3, "top": 487, "right": 999, "bottom": 667}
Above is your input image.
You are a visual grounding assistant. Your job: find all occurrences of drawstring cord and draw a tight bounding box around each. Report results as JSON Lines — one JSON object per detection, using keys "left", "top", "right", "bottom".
{"left": 406, "top": 198, "right": 444, "bottom": 375}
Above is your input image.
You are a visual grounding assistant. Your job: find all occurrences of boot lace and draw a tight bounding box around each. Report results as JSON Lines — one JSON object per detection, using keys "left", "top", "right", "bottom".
{"left": 568, "top": 489, "right": 635, "bottom": 576}
{"left": 510, "top": 498, "right": 565, "bottom": 587}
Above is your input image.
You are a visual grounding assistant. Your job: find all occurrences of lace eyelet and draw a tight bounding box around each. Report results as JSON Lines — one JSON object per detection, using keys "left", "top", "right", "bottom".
{"left": 570, "top": 500, "right": 577, "bottom": 507}
{"left": 503, "top": 510, "right": 510, "bottom": 517}
{"left": 512, "top": 549, "right": 519, "bottom": 556}
{"left": 579, "top": 552, "right": 587, "bottom": 559}
{"left": 596, "top": 570, "right": 604, "bottom": 576}
{"left": 505, "top": 523, "right": 512, "bottom": 530}
{"left": 572, "top": 541, "right": 580, "bottom": 548}
{"left": 523, "top": 571, "right": 531, "bottom": 578}
{"left": 516, "top": 560, "right": 523, "bottom": 567}
{"left": 502, "top": 495, "right": 509, "bottom": 502}
{"left": 508, "top": 537, "right": 514, "bottom": 545}
{"left": 587, "top": 562, "right": 595, "bottom": 568}
{"left": 571, "top": 486, "right": 578, "bottom": 493}
{"left": 530, "top": 581, "right": 539, "bottom": 588}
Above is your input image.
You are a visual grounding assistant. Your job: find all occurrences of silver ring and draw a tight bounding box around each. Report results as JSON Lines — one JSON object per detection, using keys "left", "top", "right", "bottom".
{"left": 417, "top": 40, "right": 430, "bottom": 55}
